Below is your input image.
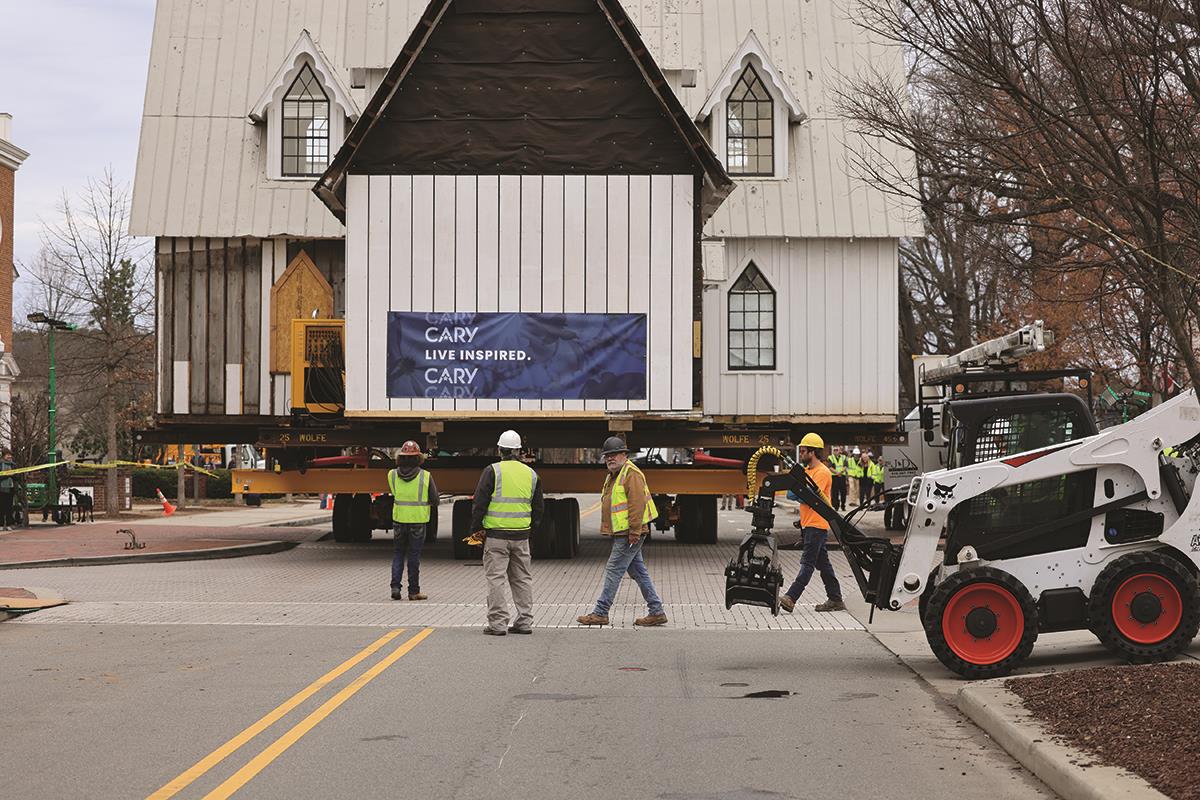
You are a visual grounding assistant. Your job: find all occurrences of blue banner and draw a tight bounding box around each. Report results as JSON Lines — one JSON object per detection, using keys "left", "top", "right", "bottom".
{"left": 387, "top": 312, "right": 648, "bottom": 400}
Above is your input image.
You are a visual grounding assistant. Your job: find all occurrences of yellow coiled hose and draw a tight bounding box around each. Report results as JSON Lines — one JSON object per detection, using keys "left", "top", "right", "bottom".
{"left": 746, "top": 446, "right": 785, "bottom": 496}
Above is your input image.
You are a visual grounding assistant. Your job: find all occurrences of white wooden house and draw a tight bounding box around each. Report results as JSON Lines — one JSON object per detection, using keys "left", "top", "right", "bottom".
{"left": 131, "top": 0, "right": 920, "bottom": 429}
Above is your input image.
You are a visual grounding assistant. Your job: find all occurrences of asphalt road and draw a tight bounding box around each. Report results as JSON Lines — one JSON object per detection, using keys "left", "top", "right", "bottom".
{"left": 0, "top": 499, "right": 1053, "bottom": 800}
{"left": 0, "top": 622, "right": 1050, "bottom": 800}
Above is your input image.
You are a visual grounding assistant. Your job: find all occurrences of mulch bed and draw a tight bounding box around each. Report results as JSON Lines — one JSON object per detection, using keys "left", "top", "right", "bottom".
{"left": 1008, "top": 662, "right": 1200, "bottom": 799}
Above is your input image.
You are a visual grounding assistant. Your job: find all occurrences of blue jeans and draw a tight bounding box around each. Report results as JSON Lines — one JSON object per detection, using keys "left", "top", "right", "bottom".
{"left": 785, "top": 527, "right": 842, "bottom": 602}
{"left": 392, "top": 524, "right": 426, "bottom": 593}
{"left": 591, "top": 536, "right": 664, "bottom": 617}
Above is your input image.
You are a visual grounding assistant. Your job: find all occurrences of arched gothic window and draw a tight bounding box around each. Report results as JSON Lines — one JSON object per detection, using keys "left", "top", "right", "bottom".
{"left": 726, "top": 65, "right": 774, "bottom": 176}
{"left": 282, "top": 64, "right": 330, "bottom": 177}
{"left": 728, "top": 263, "right": 776, "bottom": 370}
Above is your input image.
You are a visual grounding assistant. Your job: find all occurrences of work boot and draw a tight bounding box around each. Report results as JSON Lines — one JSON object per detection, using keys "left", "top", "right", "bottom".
{"left": 815, "top": 599, "right": 846, "bottom": 612}
{"left": 483, "top": 627, "right": 507, "bottom": 636}
{"left": 508, "top": 626, "right": 533, "bottom": 635}
{"left": 577, "top": 613, "right": 609, "bottom": 626}
{"left": 634, "top": 614, "right": 668, "bottom": 627}
{"left": 391, "top": 588, "right": 403, "bottom": 601}
{"left": 409, "top": 593, "right": 428, "bottom": 601}
{"left": 778, "top": 594, "right": 795, "bottom": 613}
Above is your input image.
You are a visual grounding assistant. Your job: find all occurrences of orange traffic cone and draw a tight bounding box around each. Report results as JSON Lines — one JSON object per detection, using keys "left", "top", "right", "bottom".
{"left": 155, "top": 488, "right": 177, "bottom": 517}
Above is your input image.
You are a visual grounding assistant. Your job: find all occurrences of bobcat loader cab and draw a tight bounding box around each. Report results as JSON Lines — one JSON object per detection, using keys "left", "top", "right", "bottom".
{"left": 882, "top": 322, "right": 1094, "bottom": 529}
{"left": 728, "top": 389, "right": 1200, "bottom": 678}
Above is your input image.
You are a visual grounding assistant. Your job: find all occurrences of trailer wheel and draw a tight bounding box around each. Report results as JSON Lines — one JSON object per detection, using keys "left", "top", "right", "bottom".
{"left": 675, "top": 496, "right": 701, "bottom": 543}
{"left": 696, "top": 495, "right": 718, "bottom": 544}
{"left": 531, "top": 502, "right": 555, "bottom": 560}
{"left": 1088, "top": 550, "right": 1200, "bottom": 664}
{"left": 350, "top": 494, "right": 373, "bottom": 542}
{"left": 549, "top": 499, "right": 578, "bottom": 559}
{"left": 924, "top": 567, "right": 1038, "bottom": 679}
{"left": 451, "top": 499, "right": 481, "bottom": 561}
{"left": 562, "top": 497, "right": 581, "bottom": 554}
{"left": 331, "top": 493, "right": 353, "bottom": 542}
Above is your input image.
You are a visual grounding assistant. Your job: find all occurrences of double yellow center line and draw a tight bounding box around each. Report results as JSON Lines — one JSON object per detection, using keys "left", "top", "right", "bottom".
{"left": 149, "top": 627, "right": 433, "bottom": 800}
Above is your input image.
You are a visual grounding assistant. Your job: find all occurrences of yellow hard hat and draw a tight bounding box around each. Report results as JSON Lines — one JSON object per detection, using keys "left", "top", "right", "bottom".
{"left": 799, "top": 432, "right": 825, "bottom": 449}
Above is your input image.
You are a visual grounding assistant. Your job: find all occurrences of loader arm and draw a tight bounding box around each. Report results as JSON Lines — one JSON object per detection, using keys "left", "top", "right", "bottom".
{"left": 725, "top": 461, "right": 902, "bottom": 613}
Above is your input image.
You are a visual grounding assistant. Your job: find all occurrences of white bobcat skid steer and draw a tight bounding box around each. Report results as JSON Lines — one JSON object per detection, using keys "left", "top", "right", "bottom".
{"left": 890, "top": 389, "right": 1200, "bottom": 678}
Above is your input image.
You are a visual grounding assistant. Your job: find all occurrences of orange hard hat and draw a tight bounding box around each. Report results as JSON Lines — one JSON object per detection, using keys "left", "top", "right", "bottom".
{"left": 399, "top": 440, "right": 422, "bottom": 457}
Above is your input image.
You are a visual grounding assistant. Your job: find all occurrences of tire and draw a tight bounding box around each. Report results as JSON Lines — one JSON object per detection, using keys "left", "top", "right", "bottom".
{"left": 696, "top": 495, "right": 718, "bottom": 544}
{"left": 675, "top": 496, "right": 701, "bottom": 543}
{"left": 531, "top": 500, "right": 554, "bottom": 560}
{"left": 331, "top": 492, "right": 353, "bottom": 542}
{"left": 918, "top": 567, "right": 940, "bottom": 625}
{"left": 350, "top": 494, "right": 373, "bottom": 542}
{"left": 1088, "top": 550, "right": 1200, "bottom": 664}
{"left": 924, "top": 567, "right": 1038, "bottom": 679}
{"left": 550, "top": 498, "right": 577, "bottom": 559}
{"left": 562, "top": 497, "right": 580, "bottom": 554}
{"left": 451, "top": 499, "right": 480, "bottom": 561}
{"left": 244, "top": 493, "right": 262, "bottom": 507}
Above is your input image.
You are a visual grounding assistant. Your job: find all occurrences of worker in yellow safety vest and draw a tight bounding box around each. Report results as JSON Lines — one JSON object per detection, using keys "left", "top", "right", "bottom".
{"left": 577, "top": 436, "right": 667, "bottom": 627}
{"left": 868, "top": 457, "right": 886, "bottom": 504}
{"left": 828, "top": 446, "right": 849, "bottom": 511}
{"left": 471, "top": 430, "right": 544, "bottom": 635}
{"left": 847, "top": 447, "right": 865, "bottom": 507}
{"left": 387, "top": 440, "right": 439, "bottom": 601}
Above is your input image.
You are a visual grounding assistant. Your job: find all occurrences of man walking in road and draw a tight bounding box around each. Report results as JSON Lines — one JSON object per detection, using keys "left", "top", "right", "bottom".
{"left": 472, "top": 430, "right": 543, "bottom": 636}
{"left": 779, "top": 433, "right": 845, "bottom": 613}
{"left": 387, "top": 440, "right": 438, "bottom": 601}
{"left": 828, "top": 445, "right": 848, "bottom": 511}
{"left": 578, "top": 437, "right": 667, "bottom": 627}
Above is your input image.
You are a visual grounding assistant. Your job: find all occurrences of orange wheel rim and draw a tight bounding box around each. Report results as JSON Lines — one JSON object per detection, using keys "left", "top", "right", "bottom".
{"left": 1111, "top": 573, "right": 1182, "bottom": 645}
{"left": 942, "top": 581, "right": 1024, "bottom": 665}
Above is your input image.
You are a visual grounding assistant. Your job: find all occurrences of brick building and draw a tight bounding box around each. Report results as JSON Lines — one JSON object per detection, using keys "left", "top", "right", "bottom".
{"left": 0, "top": 113, "right": 28, "bottom": 448}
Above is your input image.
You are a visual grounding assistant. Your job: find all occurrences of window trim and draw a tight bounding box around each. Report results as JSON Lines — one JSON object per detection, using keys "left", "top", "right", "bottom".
{"left": 727, "top": 261, "right": 777, "bottom": 372}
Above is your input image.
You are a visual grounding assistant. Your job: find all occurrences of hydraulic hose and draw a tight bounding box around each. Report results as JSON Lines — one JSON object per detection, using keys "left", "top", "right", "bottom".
{"left": 746, "top": 445, "right": 785, "bottom": 496}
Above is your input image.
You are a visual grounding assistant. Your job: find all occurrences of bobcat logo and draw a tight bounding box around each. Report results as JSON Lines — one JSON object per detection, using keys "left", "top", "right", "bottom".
{"left": 932, "top": 482, "right": 957, "bottom": 501}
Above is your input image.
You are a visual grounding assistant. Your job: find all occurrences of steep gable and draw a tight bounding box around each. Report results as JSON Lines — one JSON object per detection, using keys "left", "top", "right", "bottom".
{"left": 317, "top": 0, "right": 730, "bottom": 221}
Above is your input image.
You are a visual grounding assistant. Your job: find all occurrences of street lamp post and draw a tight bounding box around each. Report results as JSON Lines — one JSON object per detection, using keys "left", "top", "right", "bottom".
{"left": 27, "top": 313, "right": 76, "bottom": 518}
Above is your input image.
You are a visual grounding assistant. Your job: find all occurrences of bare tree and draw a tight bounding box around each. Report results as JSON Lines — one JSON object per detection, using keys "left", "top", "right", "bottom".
{"left": 843, "top": 0, "right": 1200, "bottom": 389}
{"left": 31, "top": 170, "right": 153, "bottom": 513}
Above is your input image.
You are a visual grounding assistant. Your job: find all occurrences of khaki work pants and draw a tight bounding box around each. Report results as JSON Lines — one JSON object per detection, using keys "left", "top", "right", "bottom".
{"left": 483, "top": 536, "right": 534, "bottom": 631}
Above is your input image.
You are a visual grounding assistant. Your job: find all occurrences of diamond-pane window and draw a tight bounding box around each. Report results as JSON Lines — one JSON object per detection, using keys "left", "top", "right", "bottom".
{"left": 282, "top": 65, "right": 330, "bottom": 177}
{"left": 727, "top": 65, "right": 774, "bottom": 176}
{"left": 729, "top": 263, "right": 776, "bottom": 370}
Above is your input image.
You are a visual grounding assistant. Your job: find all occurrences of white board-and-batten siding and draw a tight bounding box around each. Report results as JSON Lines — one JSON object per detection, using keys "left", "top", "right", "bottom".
{"left": 344, "top": 174, "right": 696, "bottom": 414}
{"left": 702, "top": 237, "right": 899, "bottom": 417}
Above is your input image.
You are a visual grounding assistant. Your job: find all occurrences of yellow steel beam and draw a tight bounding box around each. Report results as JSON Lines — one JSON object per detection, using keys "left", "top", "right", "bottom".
{"left": 232, "top": 466, "right": 759, "bottom": 496}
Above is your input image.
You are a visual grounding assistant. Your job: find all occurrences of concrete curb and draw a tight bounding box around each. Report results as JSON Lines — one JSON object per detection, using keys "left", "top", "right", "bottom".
{"left": 265, "top": 515, "right": 331, "bottom": 528}
{"left": 0, "top": 540, "right": 298, "bottom": 571}
{"left": 957, "top": 681, "right": 1169, "bottom": 800}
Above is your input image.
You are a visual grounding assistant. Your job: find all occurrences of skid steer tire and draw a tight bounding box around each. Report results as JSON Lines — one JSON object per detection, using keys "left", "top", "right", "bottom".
{"left": 924, "top": 567, "right": 1038, "bottom": 680}
{"left": 917, "top": 567, "right": 940, "bottom": 625}
{"left": 1088, "top": 550, "right": 1200, "bottom": 664}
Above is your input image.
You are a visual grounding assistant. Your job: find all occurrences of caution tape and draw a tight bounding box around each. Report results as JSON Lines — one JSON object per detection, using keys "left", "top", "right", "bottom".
{"left": 0, "top": 459, "right": 221, "bottom": 479}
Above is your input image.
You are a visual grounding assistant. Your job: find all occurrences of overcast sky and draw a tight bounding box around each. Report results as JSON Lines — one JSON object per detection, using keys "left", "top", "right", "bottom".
{"left": 2, "top": 0, "right": 155, "bottom": 303}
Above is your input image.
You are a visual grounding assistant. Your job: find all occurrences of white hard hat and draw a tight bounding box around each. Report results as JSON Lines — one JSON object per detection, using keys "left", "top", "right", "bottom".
{"left": 852, "top": 447, "right": 861, "bottom": 455}
{"left": 497, "top": 430, "right": 522, "bottom": 449}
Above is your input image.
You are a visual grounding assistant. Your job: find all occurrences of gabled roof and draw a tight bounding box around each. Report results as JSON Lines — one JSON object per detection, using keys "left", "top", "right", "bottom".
{"left": 248, "top": 29, "right": 360, "bottom": 124}
{"left": 696, "top": 30, "right": 805, "bottom": 123}
{"left": 314, "top": 0, "right": 733, "bottom": 223}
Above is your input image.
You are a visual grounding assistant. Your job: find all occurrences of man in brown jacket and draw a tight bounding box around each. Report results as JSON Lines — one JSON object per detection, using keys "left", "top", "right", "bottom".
{"left": 577, "top": 437, "right": 667, "bottom": 627}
